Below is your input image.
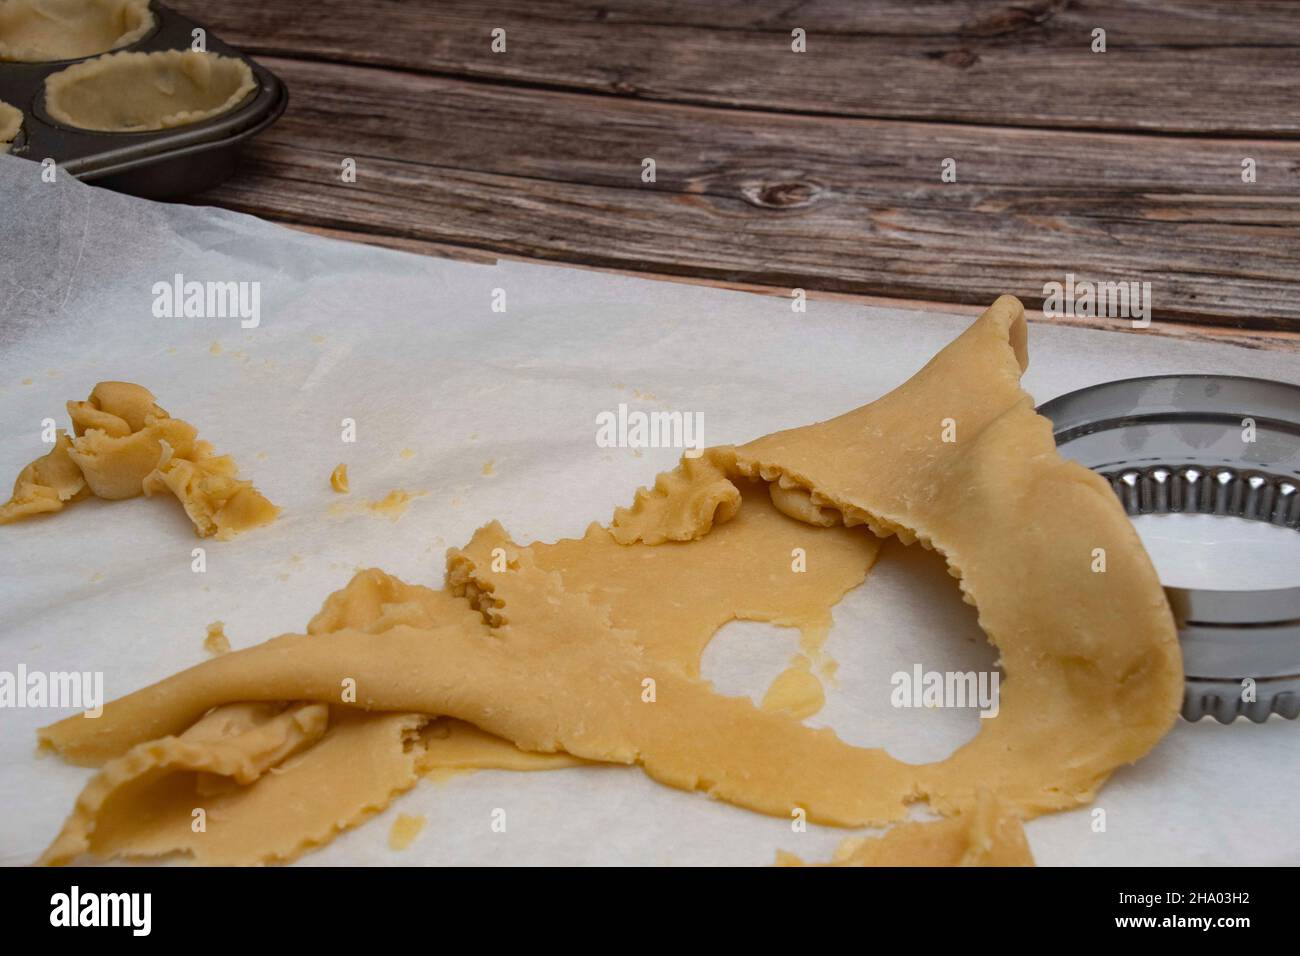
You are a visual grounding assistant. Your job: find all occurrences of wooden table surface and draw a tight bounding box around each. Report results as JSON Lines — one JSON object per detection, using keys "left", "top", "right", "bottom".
{"left": 174, "top": 0, "right": 1300, "bottom": 352}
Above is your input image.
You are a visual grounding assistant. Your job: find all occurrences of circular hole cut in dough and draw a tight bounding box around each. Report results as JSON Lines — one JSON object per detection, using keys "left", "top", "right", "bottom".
{"left": 0, "top": 99, "right": 21, "bottom": 151}
{"left": 0, "top": 0, "right": 154, "bottom": 63}
{"left": 44, "top": 49, "right": 257, "bottom": 133}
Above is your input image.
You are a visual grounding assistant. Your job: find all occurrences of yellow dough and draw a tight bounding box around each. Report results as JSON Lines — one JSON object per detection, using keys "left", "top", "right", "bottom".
{"left": 39, "top": 703, "right": 426, "bottom": 866}
{"left": 777, "top": 793, "right": 1034, "bottom": 867}
{"left": 35, "top": 298, "right": 1182, "bottom": 865}
{"left": 388, "top": 813, "right": 426, "bottom": 851}
{"left": 204, "top": 621, "right": 230, "bottom": 657}
{"left": 761, "top": 656, "right": 824, "bottom": 720}
{"left": 0, "top": 0, "right": 152, "bottom": 63}
{"left": 419, "top": 718, "right": 589, "bottom": 774}
{"left": 0, "top": 99, "right": 21, "bottom": 151}
{"left": 1, "top": 381, "right": 277, "bottom": 538}
{"left": 44, "top": 49, "right": 255, "bottom": 133}
{"left": 366, "top": 488, "right": 417, "bottom": 519}
{"left": 0, "top": 430, "right": 88, "bottom": 523}
{"left": 330, "top": 463, "right": 349, "bottom": 493}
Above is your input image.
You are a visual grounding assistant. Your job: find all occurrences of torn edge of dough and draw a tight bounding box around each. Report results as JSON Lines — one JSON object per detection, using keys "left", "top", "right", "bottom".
{"left": 37, "top": 702, "right": 328, "bottom": 865}
{"left": 776, "top": 793, "right": 1034, "bottom": 867}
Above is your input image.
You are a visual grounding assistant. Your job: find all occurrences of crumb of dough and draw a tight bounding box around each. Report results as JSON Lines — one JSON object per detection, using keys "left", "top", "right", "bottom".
{"left": 365, "top": 489, "right": 421, "bottom": 520}
{"left": 329, "top": 464, "right": 349, "bottom": 494}
{"left": 776, "top": 793, "right": 1033, "bottom": 867}
{"left": 388, "top": 813, "right": 426, "bottom": 851}
{"left": 400, "top": 448, "right": 415, "bottom": 460}
{"left": 204, "top": 621, "right": 230, "bottom": 656}
{"left": 761, "top": 656, "right": 824, "bottom": 720}
{"left": 21, "top": 378, "right": 33, "bottom": 385}
{"left": 209, "top": 342, "right": 222, "bottom": 356}
{"left": 35, "top": 298, "right": 1181, "bottom": 867}
{"left": 481, "top": 460, "right": 495, "bottom": 476}
{"left": 0, "top": 382, "right": 278, "bottom": 538}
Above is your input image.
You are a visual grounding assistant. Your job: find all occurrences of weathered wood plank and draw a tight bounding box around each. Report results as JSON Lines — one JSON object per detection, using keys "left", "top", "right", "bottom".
{"left": 195, "top": 57, "right": 1300, "bottom": 328}
{"left": 172, "top": 0, "right": 1300, "bottom": 133}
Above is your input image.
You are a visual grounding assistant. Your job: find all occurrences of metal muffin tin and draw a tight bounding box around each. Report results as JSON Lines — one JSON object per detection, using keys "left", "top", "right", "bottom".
{"left": 1039, "top": 375, "right": 1300, "bottom": 723}
{"left": 1, "top": 1, "right": 285, "bottom": 198}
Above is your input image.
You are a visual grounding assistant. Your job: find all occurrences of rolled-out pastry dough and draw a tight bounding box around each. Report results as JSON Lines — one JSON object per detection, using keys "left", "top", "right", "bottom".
{"left": 0, "top": 0, "right": 152, "bottom": 63}
{"left": 0, "top": 99, "right": 21, "bottom": 151}
{"left": 44, "top": 49, "right": 256, "bottom": 132}
{"left": 0, "top": 381, "right": 277, "bottom": 538}
{"left": 37, "top": 298, "right": 1183, "bottom": 865}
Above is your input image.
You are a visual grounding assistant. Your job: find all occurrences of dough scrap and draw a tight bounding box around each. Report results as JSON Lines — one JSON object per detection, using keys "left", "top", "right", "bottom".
{"left": 44, "top": 49, "right": 255, "bottom": 133}
{"left": 330, "top": 463, "right": 349, "bottom": 493}
{"left": 0, "top": 0, "right": 152, "bottom": 63}
{"left": 388, "top": 813, "right": 425, "bottom": 850}
{"left": 1, "top": 381, "right": 277, "bottom": 538}
{"left": 776, "top": 793, "right": 1033, "bottom": 867}
{"left": 366, "top": 488, "right": 418, "bottom": 519}
{"left": 204, "top": 621, "right": 230, "bottom": 657}
{"left": 36, "top": 298, "right": 1182, "bottom": 865}
{"left": 39, "top": 702, "right": 428, "bottom": 866}
{"left": 0, "top": 430, "right": 88, "bottom": 524}
{"left": 0, "top": 99, "right": 21, "bottom": 151}
{"left": 761, "top": 656, "right": 824, "bottom": 720}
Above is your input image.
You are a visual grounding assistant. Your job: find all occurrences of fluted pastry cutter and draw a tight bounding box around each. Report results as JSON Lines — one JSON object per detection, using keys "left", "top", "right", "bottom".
{"left": 1039, "top": 375, "right": 1300, "bottom": 723}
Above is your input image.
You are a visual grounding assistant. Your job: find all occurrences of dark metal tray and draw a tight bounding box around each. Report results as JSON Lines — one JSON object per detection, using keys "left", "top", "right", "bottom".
{"left": 1, "top": 1, "right": 286, "bottom": 198}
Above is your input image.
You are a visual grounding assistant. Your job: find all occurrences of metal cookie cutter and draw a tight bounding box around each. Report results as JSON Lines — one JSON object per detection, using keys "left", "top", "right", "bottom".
{"left": 1038, "top": 375, "right": 1300, "bottom": 723}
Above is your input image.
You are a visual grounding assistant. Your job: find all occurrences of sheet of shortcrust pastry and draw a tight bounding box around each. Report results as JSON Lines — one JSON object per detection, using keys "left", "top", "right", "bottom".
{"left": 2, "top": 158, "right": 1298, "bottom": 866}
{"left": 31, "top": 297, "right": 1184, "bottom": 864}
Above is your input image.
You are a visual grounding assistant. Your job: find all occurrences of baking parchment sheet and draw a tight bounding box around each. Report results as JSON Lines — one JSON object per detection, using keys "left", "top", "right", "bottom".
{"left": 1, "top": 154, "right": 1297, "bottom": 867}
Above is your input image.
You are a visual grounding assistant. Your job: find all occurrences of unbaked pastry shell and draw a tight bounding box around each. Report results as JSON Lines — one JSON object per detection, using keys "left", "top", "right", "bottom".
{"left": 44, "top": 49, "right": 256, "bottom": 133}
{"left": 0, "top": 99, "right": 21, "bottom": 150}
{"left": 0, "top": 0, "right": 154, "bottom": 63}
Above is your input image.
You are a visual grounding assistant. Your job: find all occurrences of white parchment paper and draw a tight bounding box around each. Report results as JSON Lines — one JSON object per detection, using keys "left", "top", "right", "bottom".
{"left": 1, "top": 154, "right": 1297, "bottom": 866}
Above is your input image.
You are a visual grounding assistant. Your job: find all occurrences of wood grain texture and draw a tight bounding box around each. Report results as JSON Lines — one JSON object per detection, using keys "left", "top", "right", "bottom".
{"left": 171, "top": 0, "right": 1300, "bottom": 133}
{"left": 194, "top": 56, "right": 1300, "bottom": 329}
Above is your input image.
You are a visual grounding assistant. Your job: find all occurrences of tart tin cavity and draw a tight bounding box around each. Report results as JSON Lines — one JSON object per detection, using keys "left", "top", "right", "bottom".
{"left": 1040, "top": 374, "right": 1300, "bottom": 724}
{"left": 0, "top": 0, "right": 154, "bottom": 64}
{"left": 0, "top": 1, "right": 285, "bottom": 198}
{"left": 44, "top": 49, "right": 256, "bottom": 133}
